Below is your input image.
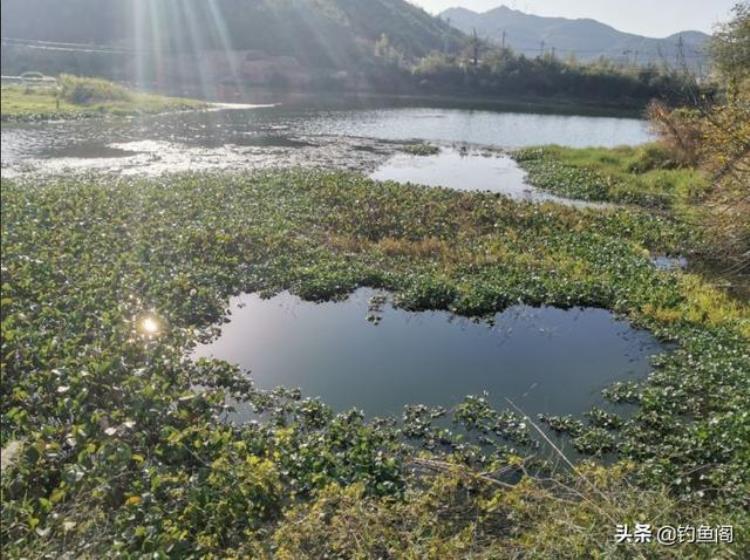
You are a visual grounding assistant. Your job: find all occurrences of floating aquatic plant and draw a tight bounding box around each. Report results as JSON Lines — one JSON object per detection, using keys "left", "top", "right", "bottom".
{"left": 1, "top": 168, "right": 747, "bottom": 557}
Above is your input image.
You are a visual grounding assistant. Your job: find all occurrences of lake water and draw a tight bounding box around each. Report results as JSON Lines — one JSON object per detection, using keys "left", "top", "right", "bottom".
{"left": 294, "top": 106, "right": 651, "bottom": 147}
{"left": 1, "top": 101, "right": 652, "bottom": 177}
{"left": 369, "top": 147, "right": 610, "bottom": 208}
{"left": 4, "top": 101, "right": 662, "bottom": 418}
{"left": 193, "top": 289, "right": 665, "bottom": 418}
{"left": 371, "top": 148, "right": 530, "bottom": 192}
{"left": 2, "top": 100, "right": 662, "bottom": 424}
{"left": 652, "top": 255, "right": 688, "bottom": 271}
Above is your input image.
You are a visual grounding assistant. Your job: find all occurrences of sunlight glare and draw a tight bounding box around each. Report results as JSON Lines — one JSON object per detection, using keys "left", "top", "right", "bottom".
{"left": 131, "top": 0, "right": 248, "bottom": 100}
{"left": 139, "top": 315, "right": 161, "bottom": 336}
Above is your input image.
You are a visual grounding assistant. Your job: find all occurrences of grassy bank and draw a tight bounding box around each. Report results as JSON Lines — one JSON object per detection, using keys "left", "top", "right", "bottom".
{"left": 0, "top": 75, "right": 205, "bottom": 122}
{"left": 512, "top": 144, "right": 711, "bottom": 210}
{"left": 2, "top": 168, "right": 748, "bottom": 557}
{"left": 512, "top": 143, "right": 749, "bottom": 299}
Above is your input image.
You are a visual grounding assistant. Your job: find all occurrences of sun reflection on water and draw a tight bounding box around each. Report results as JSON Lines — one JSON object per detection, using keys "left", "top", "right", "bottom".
{"left": 137, "top": 314, "right": 162, "bottom": 337}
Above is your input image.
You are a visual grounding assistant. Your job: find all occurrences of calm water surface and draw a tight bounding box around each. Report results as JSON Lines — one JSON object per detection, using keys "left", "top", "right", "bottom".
{"left": 2, "top": 99, "right": 665, "bottom": 420}
{"left": 370, "top": 147, "right": 610, "bottom": 208}
{"left": 296, "top": 106, "right": 651, "bottom": 147}
{"left": 193, "top": 289, "right": 665, "bottom": 418}
{"left": 1, "top": 101, "right": 652, "bottom": 177}
{"left": 371, "top": 148, "right": 529, "bottom": 192}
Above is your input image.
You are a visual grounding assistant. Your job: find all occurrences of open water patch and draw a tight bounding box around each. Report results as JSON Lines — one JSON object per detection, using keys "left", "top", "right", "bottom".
{"left": 651, "top": 255, "right": 688, "bottom": 271}
{"left": 193, "top": 288, "right": 666, "bottom": 419}
{"left": 369, "top": 146, "right": 611, "bottom": 208}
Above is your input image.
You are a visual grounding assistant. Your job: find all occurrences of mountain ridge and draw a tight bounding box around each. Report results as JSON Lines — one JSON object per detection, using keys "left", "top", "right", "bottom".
{"left": 439, "top": 5, "right": 710, "bottom": 67}
{"left": 1, "top": 0, "right": 466, "bottom": 68}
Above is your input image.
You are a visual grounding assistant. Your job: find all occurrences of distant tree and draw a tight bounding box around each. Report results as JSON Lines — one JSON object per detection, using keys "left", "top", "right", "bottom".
{"left": 468, "top": 28, "right": 481, "bottom": 68}
{"left": 710, "top": 2, "right": 750, "bottom": 90}
{"left": 649, "top": 3, "right": 750, "bottom": 273}
{"left": 701, "top": 3, "right": 750, "bottom": 273}
{"left": 565, "top": 52, "right": 579, "bottom": 67}
{"left": 374, "top": 33, "right": 405, "bottom": 67}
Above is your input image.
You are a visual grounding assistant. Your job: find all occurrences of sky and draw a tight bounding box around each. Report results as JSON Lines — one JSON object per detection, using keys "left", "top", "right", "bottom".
{"left": 411, "top": 0, "right": 736, "bottom": 38}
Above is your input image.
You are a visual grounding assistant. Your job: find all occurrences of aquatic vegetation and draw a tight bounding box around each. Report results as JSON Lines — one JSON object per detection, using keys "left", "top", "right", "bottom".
{"left": 585, "top": 406, "right": 624, "bottom": 430}
{"left": 1, "top": 169, "right": 748, "bottom": 556}
{"left": 399, "top": 143, "right": 441, "bottom": 156}
{"left": 538, "top": 414, "right": 585, "bottom": 436}
{"left": 513, "top": 144, "right": 710, "bottom": 209}
{"left": 270, "top": 462, "right": 748, "bottom": 559}
{"left": 572, "top": 426, "right": 616, "bottom": 455}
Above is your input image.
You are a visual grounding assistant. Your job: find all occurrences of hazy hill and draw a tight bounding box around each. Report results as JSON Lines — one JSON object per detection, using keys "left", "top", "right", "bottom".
{"left": 440, "top": 5, "right": 710, "bottom": 69}
{"left": 1, "top": 0, "right": 699, "bottom": 104}
{"left": 1, "top": 0, "right": 465, "bottom": 69}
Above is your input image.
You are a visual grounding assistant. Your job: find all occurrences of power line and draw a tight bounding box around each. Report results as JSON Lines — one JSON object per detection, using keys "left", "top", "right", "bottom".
{"left": 3, "top": 34, "right": 712, "bottom": 64}
{"left": 475, "top": 32, "right": 710, "bottom": 59}
{"left": 1, "top": 37, "right": 146, "bottom": 55}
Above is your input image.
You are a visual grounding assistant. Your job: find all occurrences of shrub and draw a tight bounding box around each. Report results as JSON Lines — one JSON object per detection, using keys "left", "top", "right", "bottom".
{"left": 629, "top": 143, "right": 682, "bottom": 173}
{"left": 59, "top": 74, "right": 132, "bottom": 105}
{"left": 646, "top": 101, "right": 703, "bottom": 167}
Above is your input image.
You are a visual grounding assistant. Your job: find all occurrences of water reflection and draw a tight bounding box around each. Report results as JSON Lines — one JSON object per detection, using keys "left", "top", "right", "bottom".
{"left": 2, "top": 103, "right": 652, "bottom": 178}
{"left": 651, "top": 255, "right": 688, "bottom": 270}
{"left": 193, "top": 289, "right": 665, "bottom": 419}
{"left": 297, "top": 107, "right": 652, "bottom": 148}
{"left": 370, "top": 147, "right": 610, "bottom": 208}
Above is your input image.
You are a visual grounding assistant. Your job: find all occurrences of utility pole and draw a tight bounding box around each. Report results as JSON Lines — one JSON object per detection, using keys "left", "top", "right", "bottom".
{"left": 539, "top": 40, "right": 545, "bottom": 57}
{"left": 444, "top": 18, "right": 451, "bottom": 53}
{"left": 676, "top": 34, "right": 686, "bottom": 71}
{"left": 501, "top": 30, "right": 506, "bottom": 50}
{"left": 551, "top": 46, "right": 556, "bottom": 59}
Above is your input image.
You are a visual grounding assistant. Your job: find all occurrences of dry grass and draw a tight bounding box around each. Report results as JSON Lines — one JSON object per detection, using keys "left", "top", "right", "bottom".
{"left": 377, "top": 236, "right": 449, "bottom": 259}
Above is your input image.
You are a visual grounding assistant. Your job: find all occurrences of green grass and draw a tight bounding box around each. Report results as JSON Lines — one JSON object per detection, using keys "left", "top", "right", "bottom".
{"left": 512, "top": 143, "right": 749, "bottom": 300}
{"left": 399, "top": 143, "right": 441, "bottom": 156}
{"left": 1, "top": 170, "right": 748, "bottom": 557}
{"left": 513, "top": 144, "right": 711, "bottom": 209}
{"left": 0, "top": 75, "right": 205, "bottom": 121}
